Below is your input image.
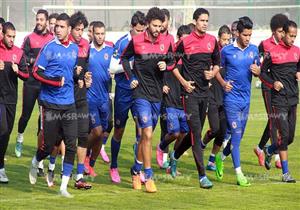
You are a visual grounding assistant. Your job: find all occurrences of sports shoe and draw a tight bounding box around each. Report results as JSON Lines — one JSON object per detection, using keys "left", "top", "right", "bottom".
{"left": 162, "top": 160, "right": 169, "bottom": 169}
{"left": 59, "top": 189, "right": 74, "bottom": 198}
{"left": 206, "top": 163, "right": 216, "bottom": 171}
{"left": 75, "top": 178, "right": 92, "bottom": 189}
{"left": 156, "top": 144, "right": 164, "bottom": 168}
{"left": 100, "top": 147, "right": 110, "bottom": 163}
{"left": 145, "top": 179, "right": 157, "bottom": 193}
{"left": 282, "top": 172, "right": 296, "bottom": 183}
{"left": 88, "top": 166, "right": 97, "bottom": 177}
{"left": 253, "top": 147, "right": 264, "bottom": 166}
{"left": 263, "top": 147, "right": 272, "bottom": 170}
{"left": 199, "top": 176, "right": 213, "bottom": 189}
{"left": 15, "top": 141, "right": 23, "bottom": 158}
{"left": 46, "top": 170, "right": 55, "bottom": 187}
{"left": 110, "top": 168, "right": 121, "bottom": 183}
{"left": 132, "top": 174, "right": 142, "bottom": 190}
{"left": 275, "top": 160, "right": 282, "bottom": 169}
{"left": 215, "top": 153, "right": 224, "bottom": 181}
{"left": 37, "top": 168, "right": 45, "bottom": 177}
{"left": 169, "top": 152, "right": 177, "bottom": 178}
{"left": 166, "top": 166, "right": 182, "bottom": 176}
{"left": 237, "top": 173, "right": 251, "bottom": 187}
{"left": 29, "top": 164, "right": 38, "bottom": 184}
{"left": 140, "top": 171, "right": 145, "bottom": 184}
{"left": 0, "top": 169, "right": 9, "bottom": 183}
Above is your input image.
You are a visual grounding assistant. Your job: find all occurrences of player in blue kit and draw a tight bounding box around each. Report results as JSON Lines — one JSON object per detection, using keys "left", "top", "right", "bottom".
{"left": 108, "top": 11, "right": 146, "bottom": 183}
{"left": 29, "top": 13, "right": 79, "bottom": 197}
{"left": 85, "top": 21, "right": 114, "bottom": 177}
{"left": 214, "top": 16, "right": 261, "bottom": 187}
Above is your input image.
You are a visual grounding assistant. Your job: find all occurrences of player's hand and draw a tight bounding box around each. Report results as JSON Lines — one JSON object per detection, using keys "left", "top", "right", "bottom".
{"left": 183, "top": 80, "right": 195, "bottom": 93}
{"left": 204, "top": 70, "right": 214, "bottom": 80}
{"left": 76, "top": 66, "right": 83, "bottom": 75}
{"left": 11, "top": 62, "right": 19, "bottom": 73}
{"left": 84, "top": 72, "right": 92, "bottom": 88}
{"left": 130, "top": 79, "right": 139, "bottom": 89}
{"left": 0, "top": 60, "right": 5, "bottom": 70}
{"left": 250, "top": 60, "right": 260, "bottom": 76}
{"left": 223, "top": 80, "right": 233, "bottom": 92}
{"left": 157, "top": 61, "right": 166, "bottom": 71}
{"left": 60, "top": 77, "right": 65, "bottom": 87}
{"left": 78, "top": 79, "right": 84, "bottom": 88}
{"left": 163, "top": 85, "right": 170, "bottom": 94}
{"left": 274, "top": 81, "right": 284, "bottom": 91}
{"left": 296, "top": 72, "right": 300, "bottom": 81}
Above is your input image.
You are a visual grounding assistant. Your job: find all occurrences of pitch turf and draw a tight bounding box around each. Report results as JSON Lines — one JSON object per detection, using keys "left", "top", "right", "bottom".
{"left": 0, "top": 79, "right": 299, "bottom": 210}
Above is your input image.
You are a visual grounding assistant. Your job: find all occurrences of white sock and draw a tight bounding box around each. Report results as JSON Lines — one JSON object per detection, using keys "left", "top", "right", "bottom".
{"left": 235, "top": 167, "right": 242, "bottom": 175}
{"left": 60, "top": 175, "right": 70, "bottom": 191}
{"left": 221, "top": 153, "right": 227, "bottom": 161}
{"left": 17, "top": 133, "right": 24, "bottom": 143}
{"left": 136, "top": 159, "right": 143, "bottom": 165}
{"left": 256, "top": 145, "right": 263, "bottom": 153}
{"left": 274, "top": 154, "right": 280, "bottom": 161}
{"left": 61, "top": 156, "right": 64, "bottom": 172}
{"left": 38, "top": 160, "right": 44, "bottom": 169}
{"left": 163, "top": 153, "right": 168, "bottom": 163}
{"left": 32, "top": 156, "right": 38, "bottom": 167}
{"left": 0, "top": 168, "right": 5, "bottom": 173}
{"left": 48, "top": 163, "right": 55, "bottom": 171}
{"left": 76, "top": 174, "right": 83, "bottom": 181}
{"left": 101, "top": 145, "right": 105, "bottom": 151}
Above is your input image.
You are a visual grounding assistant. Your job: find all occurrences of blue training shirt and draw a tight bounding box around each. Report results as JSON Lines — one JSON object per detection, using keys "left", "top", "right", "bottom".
{"left": 221, "top": 41, "right": 260, "bottom": 104}
{"left": 35, "top": 38, "right": 78, "bottom": 105}
{"left": 87, "top": 42, "right": 114, "bottom": 104}
{"left": 113, "top": 32, "right": 134, "bottom": 90}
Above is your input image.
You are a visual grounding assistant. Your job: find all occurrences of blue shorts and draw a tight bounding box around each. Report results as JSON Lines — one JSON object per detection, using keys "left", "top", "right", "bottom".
{"left": 165, "top": 107, "right": 189, "bottom": 134}
{"left": 133, "top": 98, "right": 161, "bottom": 129}
{"left": 114, "top": 86, "right": 136, "bottom": 128}
{"left": 89, "top": 101, "right": 110, "bottom": 130}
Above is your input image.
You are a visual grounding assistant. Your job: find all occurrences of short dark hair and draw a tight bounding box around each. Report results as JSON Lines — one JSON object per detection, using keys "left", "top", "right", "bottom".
{"left": 36, "top": 9, "right": 49, "bottom": 20}
{"left": 161, "top": 8, "right": 170, "bottom": 21}
{"left": 283, "top": 20, "right": 297, "bottom": 33}
{"left": 0, "top": 17, "right": 5, "bottom": 26}
{"left": 218, "top": 25, "right": 231, "bottom": 37}
{"left": 131, "top": 11, "right": 146, "bottom": 27}
{"left": 56, "top": 13, "right": 70, "bottom": 26}
{"left": 2, "top": 22, "right": 15, "bottom": 34}
{"left": 177, "top": 25, "right": 192, "bottom": 39}
{"left": 146, "top": 7, "right": 165, "bottom": 23}
{"left": 193, "top": 8, "right": 209, "bottom": 20}
{"left": 237, "top": 16, "right": 253, "bottom": 33}
{"left": 89, "top": 21, "right": 97, "bottom": 27}
{"left": 93, "top": 21, "right": 105, "bottom": 31}
{"left": 49, "top": 13, "right": 59, "bottom": 20}
{"left": 70, "top": 11, "right": 88, "bottom": 29}
{"left": 187, "top": 23, "right": 195, "bottom": 31}
{"left": 270, "top": 13, "right": 289, "bottom": 32}
{"left": 231, "top": 20, "right": 239, "bottom": 31}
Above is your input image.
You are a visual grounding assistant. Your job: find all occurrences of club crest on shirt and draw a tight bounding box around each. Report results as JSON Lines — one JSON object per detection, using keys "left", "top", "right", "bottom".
{"left": 207, "top": 42, "right": 211, "bottom": 51}
{"left": 294, "top": 52, "right": 299, "bottom": 61}
{"left": 12, "top": 54, "right": 17, "bottom": 62}
{"left": 249, "top": 51, "right": 254, "bottom": 59}
{"left": 160, "top": 44, "right": 165, "bottom": 52}
{"left": 104, "top": 53, "right": 109, "bottom": 60}
{"left": 232, "top": 121, "right": 237, "bottom": 129}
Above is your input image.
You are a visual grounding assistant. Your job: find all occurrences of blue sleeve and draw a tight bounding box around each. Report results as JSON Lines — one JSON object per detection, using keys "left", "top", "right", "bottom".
{"left": 254, "top": 47, "right": 261, "bottom": 66}
{"left": 220, "top": 48, "right": 226, "bottom": 69}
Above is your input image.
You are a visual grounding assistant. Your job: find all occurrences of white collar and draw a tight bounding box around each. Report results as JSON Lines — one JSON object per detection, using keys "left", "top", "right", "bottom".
{"left": 233, "top": 40, "right": 249, "bottom": 51}
{"left": 90, "top": 41, "right": 107, "bottom": 52}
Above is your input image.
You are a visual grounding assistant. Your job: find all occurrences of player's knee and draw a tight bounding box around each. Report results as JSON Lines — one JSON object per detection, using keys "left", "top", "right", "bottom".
{"left": 78, "top": 136, "right": 88, "bottom": 148}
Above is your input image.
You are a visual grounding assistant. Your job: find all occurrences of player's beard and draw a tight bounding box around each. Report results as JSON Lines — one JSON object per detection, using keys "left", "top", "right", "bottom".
{"left": 34, "top": 25, "right": 47, "bottom": 34}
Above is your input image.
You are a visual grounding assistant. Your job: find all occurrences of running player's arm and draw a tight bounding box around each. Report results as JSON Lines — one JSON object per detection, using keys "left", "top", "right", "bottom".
{"left": 33, "top": 46, "right": 64, "bottom": 87}
{"left": 21, "top": 36, "right": 34, "bottom": 65}
{"left": 210, "top": 38, "right": 220, "bottom": 77}
{"left": 165, "top": 43, "right": 176, "bottom": 71}
{"left": 109, "top": 39, "right": 128, "bottom": 74}
{"left": 216, "top": 48, "right": 232, "bottom": 92}
{"left": 259, "top": 53, "right": 275, "bottom": 89}
{"left": 163, "top": 70, "right": 172, "bottom": 94}
{"left": 120, "top": 39, "right": 136, "bottom": 81}
{"left": 12, "top": 53, "right": 29, "bottom": 81}
{"left": 296, "top": 54, "right": 300, "bottom": 81}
